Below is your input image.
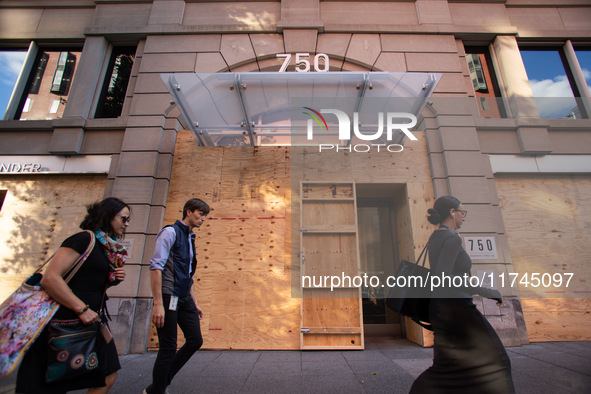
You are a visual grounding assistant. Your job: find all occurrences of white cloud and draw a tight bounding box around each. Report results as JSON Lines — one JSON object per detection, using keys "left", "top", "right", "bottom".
{"left": 0, "top": 51, "right": 27, "bottom": 86}
{"left": 528, "top": 75, "right": 577, "bottom": 118}
{"left": 529, "top": 74, "right": 573, "bottom": 98}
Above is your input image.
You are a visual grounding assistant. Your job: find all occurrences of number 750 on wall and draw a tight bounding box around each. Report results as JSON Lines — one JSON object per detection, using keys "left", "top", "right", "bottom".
{"left": 277, "top": 53, "right": 330, "bottom": 72}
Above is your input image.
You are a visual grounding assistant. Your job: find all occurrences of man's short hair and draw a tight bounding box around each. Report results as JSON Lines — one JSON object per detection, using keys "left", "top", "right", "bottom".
{"left": 182, "top": 198, "right": 210, "bottom": 219}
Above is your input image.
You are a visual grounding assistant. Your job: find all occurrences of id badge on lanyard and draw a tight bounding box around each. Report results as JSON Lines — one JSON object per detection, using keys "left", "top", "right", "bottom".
{"left": 169, "top": 295, "right": 179, "bottom": 311}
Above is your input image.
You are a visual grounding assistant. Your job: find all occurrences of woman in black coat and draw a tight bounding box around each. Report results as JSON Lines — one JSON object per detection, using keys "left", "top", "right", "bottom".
{"left": 410, "top": 196, "right": 515, "bottom": 393}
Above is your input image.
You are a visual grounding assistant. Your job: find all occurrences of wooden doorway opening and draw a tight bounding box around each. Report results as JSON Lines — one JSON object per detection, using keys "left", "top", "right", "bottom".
{"left": 357, "top": 184, "right": 406, "bottom": 340}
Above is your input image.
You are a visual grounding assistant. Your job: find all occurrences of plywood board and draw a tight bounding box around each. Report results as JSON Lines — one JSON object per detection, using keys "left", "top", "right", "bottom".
{"left": 292, "top": 138, "right": 434, "bottom": 348}
{"left": 521, "top": 298, "right": 591, "bottom": 342}
{"left": 405, "top": 317, "right": 434, "bottom": 347}
{"left": 155, "top": 133, "right": 297, "bottom": 350}
{"left": 301, "top": 290, "right": 363, "bottom": 349}
{"left": 198, "top": 217, "right": 285, "bottom": 272}
{"left": 406, "top": 182, "right": 435, "bottom": 262}
{"left": 302, "top": 291, "right": 361, "bottom": 327}
{"left": 349, "top": 132, "right": 432, "bottom": 183}
{"left": 149, "top": 269, "right": 300, "bottom": 351}
{"left": 302, "top": 183, "right": 354, "bottom": 199}
{"left": 153, "top": 129, "right": 435, "bottom": 350}
{"left": 0, "top": 175, "right": 107, "bottom": 302}
{"left": 301, "top": 233, "right": 357, "bottom": 278}
{"left": 299, "top": 181, "right": 364, "bottom": 349}
{"left": 301, "top": 200, "right": 356, "bottom": 229}
{"left": 300, "top": 149, "right": 353, "bottom": 181}
{"left": 496, "top": 175, "right": 591, "bottom": 341}
{"left": 203, "top": 270, "right": 299, "bottom": 350}
{"left": 393, "top": 183, "right": 434, "bottom": 347}
{"left": 302, "top": 334, "right": 362, "bottom": 348}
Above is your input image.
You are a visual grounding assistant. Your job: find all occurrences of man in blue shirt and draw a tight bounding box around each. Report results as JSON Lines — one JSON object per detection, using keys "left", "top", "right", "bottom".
{"left": 144, "top": 198, "right": 210, "bottom": 394}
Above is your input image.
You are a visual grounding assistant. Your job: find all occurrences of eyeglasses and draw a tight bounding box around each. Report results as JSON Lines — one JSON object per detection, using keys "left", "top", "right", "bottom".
{"left": 455, "top": 210, "right": 468, "bottom": 219}
{"left": 120, "top": 216, "right": 131, "bottom": 224}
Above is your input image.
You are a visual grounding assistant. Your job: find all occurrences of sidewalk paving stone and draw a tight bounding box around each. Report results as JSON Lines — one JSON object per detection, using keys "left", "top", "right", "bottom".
{"left": 1, "top": 338, "right": 590, "bottom": 393}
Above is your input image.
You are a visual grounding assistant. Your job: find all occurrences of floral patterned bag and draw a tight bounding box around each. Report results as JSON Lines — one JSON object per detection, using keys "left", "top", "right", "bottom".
{"left": 0, "top": 231, "right": 95, "bottom": 377}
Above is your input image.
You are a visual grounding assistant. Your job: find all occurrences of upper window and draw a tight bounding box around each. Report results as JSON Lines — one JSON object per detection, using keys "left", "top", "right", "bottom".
{"left": 0, "top": 50, "right": 27, "bottom": 119}
{"left": 13, "top": 47, "right": 82, "bottom": 121}
{"left": 1, "top": 44, "right": 136, "bottom": 121}
{"left": 465, "top": 46, "right": 507, "bottom": 118}
{"left": 95, "top": 46, "right": 136, "bottom": 118}
{"left": 519, "top": 46, "right": 587, "bottom": 119}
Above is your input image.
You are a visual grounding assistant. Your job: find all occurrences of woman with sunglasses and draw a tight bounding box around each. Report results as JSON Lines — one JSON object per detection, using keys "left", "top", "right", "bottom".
{"left": 410, "top": 196, "right": 514, "bottom": 393}
{"left": 16, "top": 197, "right": 129, "bottom": 394}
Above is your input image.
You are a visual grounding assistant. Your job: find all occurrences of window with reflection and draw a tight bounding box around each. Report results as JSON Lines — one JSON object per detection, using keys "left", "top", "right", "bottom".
{"left": 519, "top": 47, "right": 581, "bottom": 119}
{"left": 95, "top": 46, "right": 136, "bottom": 118}
{"left": 14, "top": 48, "right": 82, "bottom": 121}
{"left": 0, "top": 50, "right": 27, "bottom": 119}
{"left": 465, "top": 46, "right": 506, "bottom": 118}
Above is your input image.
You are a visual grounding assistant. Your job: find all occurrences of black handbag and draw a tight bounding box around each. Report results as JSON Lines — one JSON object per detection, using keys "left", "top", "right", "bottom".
{"left": 386, "top": 243, "right": 433, "bottom": 331}
{"left": 45, "top": 319, "right": 101, "bottom": 383}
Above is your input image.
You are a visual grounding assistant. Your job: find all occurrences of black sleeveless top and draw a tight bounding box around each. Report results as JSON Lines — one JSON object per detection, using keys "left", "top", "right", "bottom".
{"left": 53, "top": 231, "right": 110, "bottom": 319}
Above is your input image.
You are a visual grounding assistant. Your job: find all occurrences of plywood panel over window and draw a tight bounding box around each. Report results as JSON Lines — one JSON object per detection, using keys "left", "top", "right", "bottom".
{"left": 0, "top": 175, "right": 107, "bottom": 302}
{"left": 495, "top": 175, "right": 591, "bottom": 342}
{"left": 149, "top": 131, "right": 299, "bottom": 351}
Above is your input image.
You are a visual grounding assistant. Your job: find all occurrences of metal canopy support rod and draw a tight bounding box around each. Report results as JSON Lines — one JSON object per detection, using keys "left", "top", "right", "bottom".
{"left": 397, "top": 73, "right": 440, "bottom": 145}
{"left": 235, "top": 74, "right": 255, "bottom": 146}
{"left": 349, "top": 72, "right": 371, "bottom": 147}
{"left": 409, "top": 73, "right": 439, "bottom": 118}
{"left": 167, "top": 74, "right": 214, "bottom": 146}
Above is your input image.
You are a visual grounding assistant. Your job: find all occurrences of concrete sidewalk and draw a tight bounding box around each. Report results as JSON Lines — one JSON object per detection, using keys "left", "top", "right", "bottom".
{"left": 2, "top": 338, "right": 590, "bottom": 393}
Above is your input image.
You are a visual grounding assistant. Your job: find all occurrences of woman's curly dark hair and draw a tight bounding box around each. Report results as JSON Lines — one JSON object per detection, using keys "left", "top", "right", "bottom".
{"left": 427, "top": 196, "right": 461, "bottom": 225}
{"left": 80, "top": 197, "right": 130, "bottom": 235}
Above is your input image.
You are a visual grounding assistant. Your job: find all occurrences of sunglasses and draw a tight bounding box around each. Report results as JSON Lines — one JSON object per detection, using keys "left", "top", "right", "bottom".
{"left": 120, "top": 216, "right": 131, "bottom": 224}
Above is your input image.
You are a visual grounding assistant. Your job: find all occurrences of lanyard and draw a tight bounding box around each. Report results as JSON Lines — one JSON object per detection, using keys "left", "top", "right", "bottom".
{"left": 439, "top": 224, "right": 453, "bottom": 232}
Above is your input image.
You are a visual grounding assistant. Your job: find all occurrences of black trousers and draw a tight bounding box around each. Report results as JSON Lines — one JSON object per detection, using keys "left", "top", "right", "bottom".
{"left": 148, "top": 293, "right": 203, "bottom": 394}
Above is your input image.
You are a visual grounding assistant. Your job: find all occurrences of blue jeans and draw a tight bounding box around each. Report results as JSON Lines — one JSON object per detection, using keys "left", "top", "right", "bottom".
{"left": 148, "top": 294, "right": 203, "bottom": 394}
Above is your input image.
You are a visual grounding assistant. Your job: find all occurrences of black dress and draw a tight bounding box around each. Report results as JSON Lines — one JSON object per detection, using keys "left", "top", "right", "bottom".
{"left": 410, "top": 229, "right": 515, "bottom": 394}
{"left": 16, "top": 231, "right": 121, "bottom": 394}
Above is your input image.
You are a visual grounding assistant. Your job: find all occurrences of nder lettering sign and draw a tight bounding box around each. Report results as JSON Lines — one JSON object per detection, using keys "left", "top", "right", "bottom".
{"left": 0, "top": 162, "right": 43, "bottom": 173}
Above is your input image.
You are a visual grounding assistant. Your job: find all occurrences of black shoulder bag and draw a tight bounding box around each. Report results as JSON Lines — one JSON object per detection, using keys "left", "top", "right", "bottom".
{"left": 386, "top": 242, "right": 433, "bottom": 331}
{"left": 45, "top": 232, "right": 112, "bottom": 383}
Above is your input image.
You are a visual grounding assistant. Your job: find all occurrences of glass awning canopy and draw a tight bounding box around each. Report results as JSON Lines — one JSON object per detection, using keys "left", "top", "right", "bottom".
{"left": 161, "top": 72, "right": 441, "bottom": 146}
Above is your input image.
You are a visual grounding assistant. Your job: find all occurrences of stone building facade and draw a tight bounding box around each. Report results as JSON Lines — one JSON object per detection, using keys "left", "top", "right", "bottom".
{"left": 0, "top": 0, "right": 590, "bottom": 354}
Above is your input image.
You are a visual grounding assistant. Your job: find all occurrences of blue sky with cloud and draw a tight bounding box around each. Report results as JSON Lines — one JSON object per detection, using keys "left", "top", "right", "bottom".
{"left": 0, "top": 51, "right": 27, "bottom": 117}
{"left": 521, "top": 49, "right": 591, "bottom": 118}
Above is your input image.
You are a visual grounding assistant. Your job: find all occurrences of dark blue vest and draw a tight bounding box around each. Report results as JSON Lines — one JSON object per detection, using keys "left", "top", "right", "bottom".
{"left": 167, "top": 220, "right": 197, "bottom": 297}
